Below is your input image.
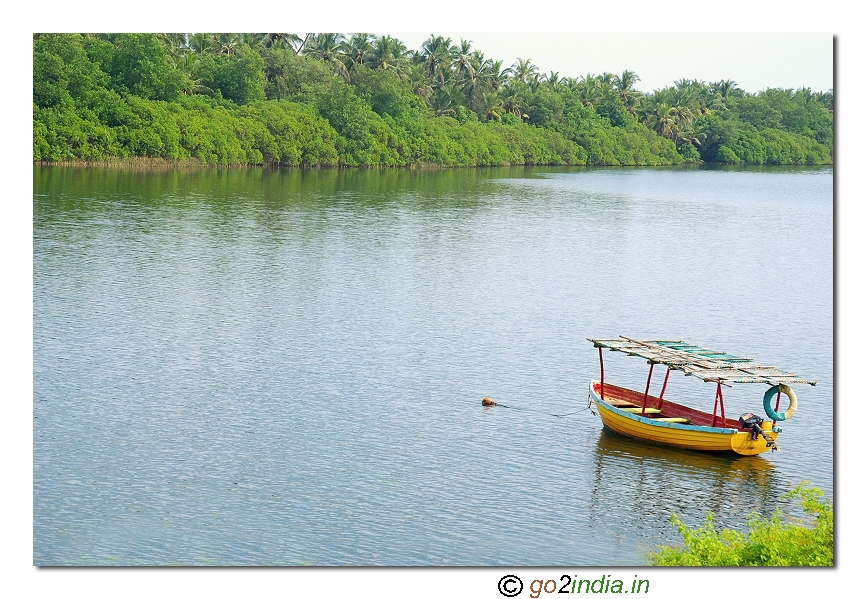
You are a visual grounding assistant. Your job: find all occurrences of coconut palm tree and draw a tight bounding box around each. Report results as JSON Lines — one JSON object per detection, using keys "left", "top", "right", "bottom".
{"left": 459, "top": 55, "right": 502, "bottom": 115}
{"left": 155, "top": 33, "right": 191, "bottom": 60}
{"left": 419, "top": 35, "right": 453, "bottom": 89}
{"left": 640, "top": 96, "right": 701, "bottom": 146}
{"left": 613, "top": 70, "right": 642, "bottom": 114}
{"left": 186, "top": 33, "right": 209, "bottom": 54}
{"left": 340, "top": 33, "right": 375, "bottom": 71}
{"left": 816, "top": 89, "right": 833, "bottom": 111}
{"left": 574, "top": 74, "right": 603, "bottom": 108}
{"left": 263, "top": 33, "right": 304, "bottom": 51}
{"left": 240, "top": 33, "right": 267, "bottom": 49}
{"left": 670, "top": 78, "right": 703, "bottom": 109}
{"left": 598, "top": 72, "right": 617, "bottom": 96}
{"left": 641, "top": 100, "right": 677, "bottom": 139}
{"left": 510, "top": 57, "right": 539, "bottom": 85}
{"left": 304, "top": 33, "right": 350, "bottom": 81}
{"left": 213, "top": 33, "right": 244, "bottom": 56}
{"left": 707, "top": 79, "right": 743, "bottom": 111}
{"left": 500, "top": 83, "right": 529, "bottom": 120}
{"left": 543, "top": 71, "right": 563, "bottom": 92}
{"left": 368, "top": 35, "right": 410, "bottom": 77}
{"left": 175, "top": 51, "right": 215, "bottom": 96}
{"left": 669, "top": 104, "right": 700, "bottom": 144}
{"left": 559, "top": 76, "right": 580, "bottom": 92}
{"left": 479, "top": 58, "right": 509, "bottom": 117}
{"left": 476, "top": 90, "right": 505, "bottom": 122}
{"left": 428, "top": 84, "right": 459, "bottom": 116}
{"left": 292, "top": 33, "right": 315, "bottom": 55}
{"left": 451, "top": 39, "right": 475, "bottom": 86}
{"left": 711, "top": 79, "right": 739, "bottom": 100}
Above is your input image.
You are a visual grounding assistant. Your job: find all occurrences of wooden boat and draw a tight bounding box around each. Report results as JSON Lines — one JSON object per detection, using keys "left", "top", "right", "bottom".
{"left": 588, "top": 336, "right": 817, "bottom": 456}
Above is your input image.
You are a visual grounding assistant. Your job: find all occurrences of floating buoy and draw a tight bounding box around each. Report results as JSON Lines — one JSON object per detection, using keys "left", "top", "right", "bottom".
{"left": 482, "top": 397, "right": 497, "bottom": 407}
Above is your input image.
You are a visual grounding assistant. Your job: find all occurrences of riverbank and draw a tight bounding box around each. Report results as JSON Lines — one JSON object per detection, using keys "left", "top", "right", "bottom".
{"left": 34, "top": 34, "right": 832, "bottom": 169}
{"left": 33, "top": 158, "right": 559, "bottom": 170}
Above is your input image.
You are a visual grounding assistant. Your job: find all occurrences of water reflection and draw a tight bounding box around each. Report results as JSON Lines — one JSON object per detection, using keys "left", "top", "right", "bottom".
{"left": 34, "top": 165, "right": 831, "bottom": 565}
{"left": 589, "top": 428, "right": 782, "bottom": 547}
{"left": 34, "top": 165, "right": 546, "bottom": 212}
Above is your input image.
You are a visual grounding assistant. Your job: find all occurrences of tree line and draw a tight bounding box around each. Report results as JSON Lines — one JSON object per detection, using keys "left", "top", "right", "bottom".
{"left": 33, "top": 33, "right": 834, "bottom": 167}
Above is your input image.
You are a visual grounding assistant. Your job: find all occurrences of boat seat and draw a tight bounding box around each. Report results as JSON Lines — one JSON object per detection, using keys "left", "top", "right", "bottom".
{"left": 620, "top": 407, "right": 662, "bottom": 414}
{"left": 604, "top": 398, "right": 636, "bottom": 407}
{"left": 655, "top": 417, "right": 691, "bottom": 424}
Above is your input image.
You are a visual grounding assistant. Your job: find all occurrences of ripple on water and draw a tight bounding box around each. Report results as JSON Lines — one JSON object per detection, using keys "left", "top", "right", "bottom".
{"left": 33, "top": 165, "right": 832, "bottom": 565}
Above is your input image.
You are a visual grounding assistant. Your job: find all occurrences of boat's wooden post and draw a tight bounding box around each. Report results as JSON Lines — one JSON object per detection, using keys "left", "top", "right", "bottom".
{"left": 712, "top": 383, "right": 720, "bottom": 427}
{"left": 772, "top": 389, "right": 782, "bottom": 424}
{"left": 718, "top": 382, "right": 727, "bottom": 427}
{"left": 598, "top": 346, "right": 605, "bottom": 402}
{"left": 641, "top": 362, "right": 655, "bottom": 416}
{"left": 656, "top": 367, "right": 671, "bottom": 409}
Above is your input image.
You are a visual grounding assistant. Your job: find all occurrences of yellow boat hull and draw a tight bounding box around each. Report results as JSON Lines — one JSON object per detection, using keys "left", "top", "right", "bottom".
{"left": 591, "top": 383, "right": 778, "bottom": 456}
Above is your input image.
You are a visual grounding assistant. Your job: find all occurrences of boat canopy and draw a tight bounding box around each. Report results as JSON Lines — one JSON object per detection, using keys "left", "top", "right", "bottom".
{"left": 587, "top": 336, "right": 817, "bottom": 386}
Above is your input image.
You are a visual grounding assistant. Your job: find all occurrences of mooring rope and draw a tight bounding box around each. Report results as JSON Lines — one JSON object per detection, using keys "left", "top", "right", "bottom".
{"left": 482, "top": 392, "right": 595, "bottom": 418}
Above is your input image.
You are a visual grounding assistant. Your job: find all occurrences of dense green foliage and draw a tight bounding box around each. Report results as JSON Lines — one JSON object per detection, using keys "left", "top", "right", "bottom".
{"left": 648, "top": 482, "right": 833, "bottom": 566}
{"left": 33, "top": 33, "right": 833, "bottom": 167}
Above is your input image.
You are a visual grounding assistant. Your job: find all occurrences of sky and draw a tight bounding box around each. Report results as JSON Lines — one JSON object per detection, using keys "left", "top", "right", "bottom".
{"left": 387, "top": 33, "right": 833, "bottom": 94}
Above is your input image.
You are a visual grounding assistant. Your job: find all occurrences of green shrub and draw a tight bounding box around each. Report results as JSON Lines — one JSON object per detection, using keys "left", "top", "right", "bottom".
{"left": 32, "top": 34, "right": 832, "bottom": 167}
{"left": 648, "top": 482, "right": 833, "bottom": 566}
{"left": 677, "top": 142, "right": 701, "bottom": 162}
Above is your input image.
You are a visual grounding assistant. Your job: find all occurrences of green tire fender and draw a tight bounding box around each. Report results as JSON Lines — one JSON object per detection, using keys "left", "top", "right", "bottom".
{"left": 763, "top": 384, "right": 797, "bottom": 421}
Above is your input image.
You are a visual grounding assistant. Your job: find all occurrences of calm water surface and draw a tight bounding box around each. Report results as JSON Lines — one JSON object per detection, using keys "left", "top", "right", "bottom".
{"left": 33, "top": 165, "right": 833, "bottom": 565}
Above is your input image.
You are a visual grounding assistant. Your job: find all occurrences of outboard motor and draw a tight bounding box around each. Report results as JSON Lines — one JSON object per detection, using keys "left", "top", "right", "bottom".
{"left": 739, "top": 413, "right": 779, "bottom": 450}
{"left": 739, "top": 413, "right": 764, "bottom": 439}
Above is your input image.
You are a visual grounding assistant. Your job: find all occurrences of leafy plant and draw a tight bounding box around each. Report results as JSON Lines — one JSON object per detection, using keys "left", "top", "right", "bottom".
{"left": 648, "top": 482, "right": 833, "bottom": 566}
{"left": 32, "top": 34, "right": 833, "bottom": 167}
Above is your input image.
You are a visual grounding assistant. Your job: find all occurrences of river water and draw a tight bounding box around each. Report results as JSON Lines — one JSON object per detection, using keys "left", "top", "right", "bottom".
{"left": 33, "top": 165, "right": 833, "bottom": 565}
